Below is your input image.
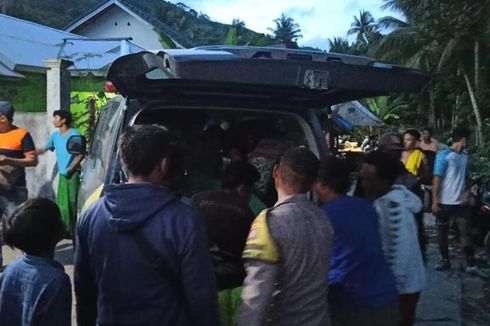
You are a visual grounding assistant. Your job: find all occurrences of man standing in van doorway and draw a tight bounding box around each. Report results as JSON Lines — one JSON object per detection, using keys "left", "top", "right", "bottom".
{"left": 75, "top": 125, "right": 219, "bottom": 326}
{"left": 37, "top": 110, "right": 83, "bottom": 236}
{"left": 238, "top": 148, "right": 333, "bottom": 326}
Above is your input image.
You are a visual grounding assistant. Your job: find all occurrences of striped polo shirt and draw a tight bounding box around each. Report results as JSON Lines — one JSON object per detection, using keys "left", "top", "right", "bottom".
{"left": 0, "top": 126, "right": 36, "bottom": 187}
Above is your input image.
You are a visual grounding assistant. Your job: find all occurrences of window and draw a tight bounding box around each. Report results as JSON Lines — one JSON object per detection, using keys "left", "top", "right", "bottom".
{"left": 134, "top": 108, "right": 314, "bottom": 206}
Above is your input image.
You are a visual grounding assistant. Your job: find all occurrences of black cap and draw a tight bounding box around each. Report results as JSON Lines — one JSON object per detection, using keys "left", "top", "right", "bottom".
{"left": 0, "top": 101, "right": 14, "bottom": 121}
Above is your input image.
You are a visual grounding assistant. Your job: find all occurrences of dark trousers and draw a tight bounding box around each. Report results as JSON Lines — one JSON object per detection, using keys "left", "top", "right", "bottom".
{"left": 435, "top": 204, "right": 475, "bottom": 265}
{"left": 331, "top": 305, "right": 399, "bottom": 326}
{"left": 399, "top": 292, "right": 420, "bottom": 326}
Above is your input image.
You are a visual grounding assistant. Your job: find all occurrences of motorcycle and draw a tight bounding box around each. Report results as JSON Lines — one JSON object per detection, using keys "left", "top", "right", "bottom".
{"left": 469, "top": 177, "right": 490, "bottom": 258}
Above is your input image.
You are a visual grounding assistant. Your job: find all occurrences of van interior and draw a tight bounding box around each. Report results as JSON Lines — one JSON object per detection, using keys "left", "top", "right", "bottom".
{"left": 130, "top": 107, "right": 317, "bottom": 207}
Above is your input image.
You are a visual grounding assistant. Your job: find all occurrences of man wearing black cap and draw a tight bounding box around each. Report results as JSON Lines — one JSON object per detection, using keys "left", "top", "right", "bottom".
{"left": 0, "top": 101, "right": 38, "bottom": 270}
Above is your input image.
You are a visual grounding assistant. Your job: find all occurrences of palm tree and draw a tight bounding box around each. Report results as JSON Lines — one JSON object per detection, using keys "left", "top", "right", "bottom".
{"left": 268, "top": 13, "right": 302, "bottom": 48}
{"left": 377, "top": 0, "right": 489, "bottom": 144}
{"left": 328, "top": 37, "right": 350, "bottom": 54}
{"left": 347, "top": 10, "right": 377, "bottom": 45}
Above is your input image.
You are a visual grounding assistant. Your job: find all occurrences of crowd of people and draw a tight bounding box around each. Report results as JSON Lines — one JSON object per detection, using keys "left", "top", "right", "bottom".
{"left": 0, "top": 99, "right": 478, "bottom": 326}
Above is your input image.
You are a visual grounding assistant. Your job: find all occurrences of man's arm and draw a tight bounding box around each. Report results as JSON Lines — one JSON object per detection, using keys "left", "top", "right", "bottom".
{"left": 432, "top": 151, "right": 447, "bottom": 214}
{"left": 36, "top": 132, "right": 55, "bottom": 156}
{"left": 432, "top": 176, "right": 442, "bottom": 214}
{"left": 179, "top": 208, "right": 219, "bottom": 326}
{"left": 0, "top": 152, "right": 37, "bottom": 167}
{"left": 238, "top": 210, "right": 281, "bottom": 326}
{"left": 74, "top": 214, "right": 98, "bottom": 326}
{"left": 67, "top": 154, "right": 85, "bottom": 177}
{"left": 238, "top": 261, "right": 279, "bottom": 326}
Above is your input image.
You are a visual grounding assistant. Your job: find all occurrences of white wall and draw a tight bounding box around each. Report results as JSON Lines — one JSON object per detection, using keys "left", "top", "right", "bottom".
{"left": 75, "top": 6, "right": 164, "bottom": 50}
{"left": 13, "top": 112, "right": 57, "bottom": 200}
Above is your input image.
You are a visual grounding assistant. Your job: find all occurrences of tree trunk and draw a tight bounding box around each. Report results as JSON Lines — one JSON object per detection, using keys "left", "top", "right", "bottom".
{"left": 474, "top": 40, "right": 480, "bottom": 92}
{"left": 462, "top": 69, "right": 484, "bottom": 146}
{"left": 429, "top": 84, "right": 436, "bottom": 127}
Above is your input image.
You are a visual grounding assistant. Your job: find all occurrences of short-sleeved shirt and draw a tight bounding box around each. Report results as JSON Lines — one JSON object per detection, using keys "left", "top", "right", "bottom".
{"left": 0, "top": 126, "right": 36, "bottom": 187}
{"left": 433, "top": 148, "right": 468, "bottom": 205}
{"left": 45, "top": 129, "right": 81, "bottom": 176}
{"left": 0, "top": 254, "right": 72, "bottom": 326}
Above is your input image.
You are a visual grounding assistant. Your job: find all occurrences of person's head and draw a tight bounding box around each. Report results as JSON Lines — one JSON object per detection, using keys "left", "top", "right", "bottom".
{"left": 228, "top": 147, "right": 247, "bottom": 163}
{"left": 52, "top": 110, "right": 72, "bottom": 128}
{"left": 118, "top": 124, "right": 173, "bottom": 185}
{"left": 314, "top": 156, "right": 352, "bottom": 204}
{"left": 378, "top": 132, "right": 403, "bottom": 161}
{"left": 421, "top": 127, "right": 432, "bottom": 142}
{"left": 273, "top": 148, "right": 319, "bottom": 195}
{"left": 0, "top": 101, "right": 14, "bottom": 126}
{"left": 450, "top": 126, "right": 471, "bottom": 150}
{"left": 360, "top": 151, "right": 400, "bottom": 200}
{"left": 2, "top": 198, "right": 64, "bottom": 257}
{"left": 222, "top": 161, "right": 260, "bottom": 202}
{"left": 403, "top": 129, "right": 421, "bottom": 150}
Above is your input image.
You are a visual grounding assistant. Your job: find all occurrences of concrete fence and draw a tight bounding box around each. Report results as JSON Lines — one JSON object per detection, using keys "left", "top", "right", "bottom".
{"left": 14, "top": 112, "right": 57, "bottom": 200}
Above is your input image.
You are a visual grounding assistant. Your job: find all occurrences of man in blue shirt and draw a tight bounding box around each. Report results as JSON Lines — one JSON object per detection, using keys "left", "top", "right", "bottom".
{"left": 314, "top": 156, "right": 399, "bottom": 326}
{"left": 38, "top": 110, "right": 83, "bottom": 235}
{"left": 432, "top": 127, "right": 476, "bottom": 272}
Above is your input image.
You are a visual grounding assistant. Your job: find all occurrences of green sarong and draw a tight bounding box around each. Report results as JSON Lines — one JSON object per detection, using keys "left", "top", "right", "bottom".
{"left": 56, "top": 172, "right": 79, "bottom": 234}
{"left": 218, "top": 287, "right": 242, "bottom": 326}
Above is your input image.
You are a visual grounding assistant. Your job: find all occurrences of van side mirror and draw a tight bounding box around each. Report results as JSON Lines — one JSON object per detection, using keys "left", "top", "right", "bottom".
{"left": 67, "top": 135, "right": 87, "bottom": 155}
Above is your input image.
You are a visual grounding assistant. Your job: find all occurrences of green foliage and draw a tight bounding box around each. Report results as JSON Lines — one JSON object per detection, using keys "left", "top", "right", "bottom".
{"left": 70, "top": 91, "right": 113, "bottom": 141}
{"left": 1, "top": 0, "right": 268, "bottom": 47}
{"left": 333, "top": 0, "right": 490, "bottom": 152}
{"left": 224, "top": 27, "right": 237, "bottom": 46}
{"left": 268, "top": 13, "right": 302, "bottom": 48}
{"left": 328, "top": 37, "right": 351, "bottom": 54}
{"left": 0, "top": 72, "right": 46, "bottom": 112}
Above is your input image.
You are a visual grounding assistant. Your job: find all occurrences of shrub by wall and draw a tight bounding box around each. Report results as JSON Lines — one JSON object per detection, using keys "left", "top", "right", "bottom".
{"left": 0, "top": 72, "right": 46, "bottom": 112}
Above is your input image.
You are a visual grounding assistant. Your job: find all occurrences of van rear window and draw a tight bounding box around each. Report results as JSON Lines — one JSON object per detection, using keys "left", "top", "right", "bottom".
{"left": 134, "top": 108, "right": 314, "bottom": 206}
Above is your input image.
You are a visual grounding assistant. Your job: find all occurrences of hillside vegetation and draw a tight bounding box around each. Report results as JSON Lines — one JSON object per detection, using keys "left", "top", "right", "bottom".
{"left": 0, "top": 0, "right": 271, "bottom": 46}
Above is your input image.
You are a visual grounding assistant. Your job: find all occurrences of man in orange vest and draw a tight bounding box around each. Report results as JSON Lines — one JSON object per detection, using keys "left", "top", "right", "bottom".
{"left": 0, "top": 101, "right": 38, "bottom": 271}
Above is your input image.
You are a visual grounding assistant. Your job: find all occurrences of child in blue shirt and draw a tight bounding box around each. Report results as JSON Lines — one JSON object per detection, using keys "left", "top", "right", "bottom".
{"left": 0, "top": 198, "right": 71, "bottom": 326}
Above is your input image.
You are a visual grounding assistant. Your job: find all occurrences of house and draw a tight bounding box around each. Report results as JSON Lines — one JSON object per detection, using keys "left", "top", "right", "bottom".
{"left": 0, "top": 13, "right": 143, "bottom": 111}
{"left": 0, "top": 13, "right": 143, "bottom": 79}
{"left": 0, "top": 13, "right": 144, "bottom": 198}
{"left": 64, "top": 0, "right": 190, "bottom": 50}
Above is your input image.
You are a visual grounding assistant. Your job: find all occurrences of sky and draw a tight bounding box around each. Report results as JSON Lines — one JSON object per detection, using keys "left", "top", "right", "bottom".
{"left": 169, "top": 0, "right": 403, "bottom": 50}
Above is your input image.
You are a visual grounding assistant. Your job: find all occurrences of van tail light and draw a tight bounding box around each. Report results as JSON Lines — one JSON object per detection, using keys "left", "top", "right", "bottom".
{"left": 104, "top": 81, "right": 117, "bottom": 93}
